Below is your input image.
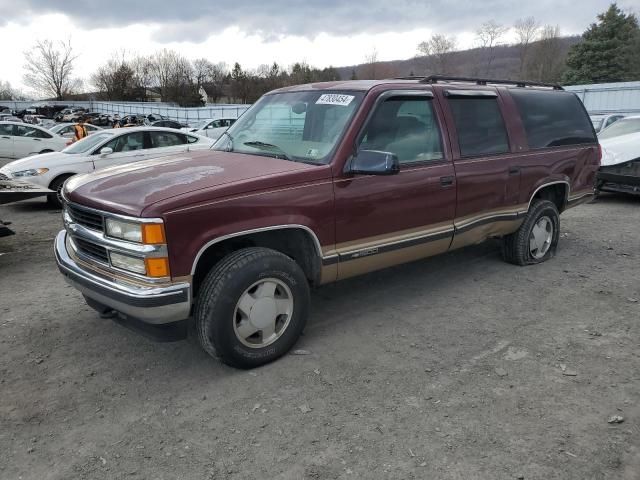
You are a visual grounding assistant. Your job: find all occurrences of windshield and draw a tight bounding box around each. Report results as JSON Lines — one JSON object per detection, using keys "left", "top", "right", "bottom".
{"left": 599, "top": 118, "right": 640, "bottom": 139}
{"left": 213, "top": 91, "right": 364, "bottom": 164}
{"left": 62, "top": 132, "right": 113, "bottom": 154}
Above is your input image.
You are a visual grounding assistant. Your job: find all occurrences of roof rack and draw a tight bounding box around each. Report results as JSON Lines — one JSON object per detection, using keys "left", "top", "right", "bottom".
{"left": 393, "top": 75, "right": 564, "bottom": 90}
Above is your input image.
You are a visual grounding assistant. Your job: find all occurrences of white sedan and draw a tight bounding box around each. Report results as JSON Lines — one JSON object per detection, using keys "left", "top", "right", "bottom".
{"left": 50, "top": 122, "right": 103, "bottom": 139}
{"left": 0, "top": 126, "right": 214, "bottom": 207}
{"left": 0, "top": 121, "right": 68, "bottom": 159}
{"left": 182, "top": 118, "right": 237, "bottom": 140}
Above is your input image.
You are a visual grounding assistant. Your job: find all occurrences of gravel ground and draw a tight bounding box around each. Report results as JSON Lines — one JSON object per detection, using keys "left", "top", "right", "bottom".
{"left": 0, "top": 194, "right": 639, "bottom": 480}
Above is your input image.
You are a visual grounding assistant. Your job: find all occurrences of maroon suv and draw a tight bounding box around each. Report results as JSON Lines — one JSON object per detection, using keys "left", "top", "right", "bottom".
{"left": 55, "top": 76, "right": 600, "bottom": 368}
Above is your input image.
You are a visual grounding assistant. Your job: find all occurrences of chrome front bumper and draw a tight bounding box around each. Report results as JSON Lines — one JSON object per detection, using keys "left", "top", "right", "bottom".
{"left": 54, "top": 230, "right": 191, "bottom": 324}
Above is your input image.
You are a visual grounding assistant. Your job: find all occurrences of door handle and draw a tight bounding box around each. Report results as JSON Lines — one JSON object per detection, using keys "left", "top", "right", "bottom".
{"left": 1, "top": 136, "right": 9, "bottom": 139}
{"left": 33, "top": 138, "right": 41, "bottom": 141}
{"left": 440, "top": 175, "right": 454, "bottom": 187}
{"left": 509, "top": 166, "right": 520, "bottom": 175}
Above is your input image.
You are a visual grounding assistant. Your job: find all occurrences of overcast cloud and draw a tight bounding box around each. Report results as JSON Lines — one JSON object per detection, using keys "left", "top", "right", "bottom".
{"left": 0, "top": 0, "right": 630, "bottom": 42}
{"left": 0, "top": 0, "right": 636, "bottom": 95}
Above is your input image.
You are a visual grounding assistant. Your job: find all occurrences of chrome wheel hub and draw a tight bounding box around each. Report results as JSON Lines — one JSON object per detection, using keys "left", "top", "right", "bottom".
{"left": 233, "top": 278, "right": 293, "bottom": 348}
{"left": 529, "top": 216, "right": 553, "bottom": 259}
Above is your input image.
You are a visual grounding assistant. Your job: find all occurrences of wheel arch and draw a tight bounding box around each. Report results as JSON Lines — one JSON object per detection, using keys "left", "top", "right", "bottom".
{"left": 527, "top": 180, "right": 569, "bottom": 213}
{"left": 190, "top": 225, "right": 325, "bottom": 297}
{"left": 48, "top": 172, "right": 76, "bottom": 189}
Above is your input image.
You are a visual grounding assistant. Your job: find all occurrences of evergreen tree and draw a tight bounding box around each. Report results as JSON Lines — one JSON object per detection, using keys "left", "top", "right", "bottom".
{"left": 563, "top": 3, "right": 640, "bottom": 84}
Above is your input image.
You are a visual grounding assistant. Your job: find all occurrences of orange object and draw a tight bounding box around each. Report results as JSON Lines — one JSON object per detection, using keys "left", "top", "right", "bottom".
{"left": 142, "top": 223, "right": 166, "bottom": 244}
{"left": 145, "top": 257, "right": 170, "bottom": 277}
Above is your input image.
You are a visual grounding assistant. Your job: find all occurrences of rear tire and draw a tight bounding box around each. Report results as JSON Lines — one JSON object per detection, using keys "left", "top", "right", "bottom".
{"left": 47, "top": 175, "right": 73, "bottom": 209}
{"left": 194, "top": 247, "right": 310, "bottom": 369}
{"left": 502, "top": 199, "right": 560, "bottom": 266}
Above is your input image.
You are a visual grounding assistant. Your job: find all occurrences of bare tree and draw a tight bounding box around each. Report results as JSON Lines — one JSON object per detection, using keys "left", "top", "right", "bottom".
{"left": 192, "top": 58, "right": 227, "bottom": 102}
{"left": 148, "top": 49, "right": 199, "bottom": 105}
{"left": 0, "top": 80, "right": 15, "bottom": 101}
{"left": 23, "top": 39, "right": 79, "bottom": 100}
{"left": 129, "top": 56, "right": 153, "bottom": 101}
{"left": 527, "top": 25, "right": 565, "bottom": 83}
{"left": 475, "top": 20, "right": 509, "bottom": 76}
{"left": 417, "top": 34, "right": 457, "bottom": 74}
{"left": 92, "top": 52, "right": 137, "bottom": 101}
{"left": 514, "top": 17, "right": 540, "bottom": 79}
{"left": 363, "top": 48, "right": 379, "bottom": 79}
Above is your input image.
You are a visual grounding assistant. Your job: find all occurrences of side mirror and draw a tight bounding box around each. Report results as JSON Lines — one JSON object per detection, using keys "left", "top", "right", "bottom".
{"left": 349, "top": 150, "right": 400, "bottom": 175}
{"left": 100, "top": 147, "right": 113, "bottom": 157}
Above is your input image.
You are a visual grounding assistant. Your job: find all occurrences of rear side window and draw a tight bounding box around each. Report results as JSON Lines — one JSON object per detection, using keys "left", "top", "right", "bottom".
{"left": 150, "top": 131, "right": 187, "bottom": 148}
{"left": 510, "top": 89, "right": 596, "bottom": 149}
{"left": 17, "top": 125, "right": 52, "bottom": 139}
{"left": 448, "top": 97, "right": 509, "bottom": 157}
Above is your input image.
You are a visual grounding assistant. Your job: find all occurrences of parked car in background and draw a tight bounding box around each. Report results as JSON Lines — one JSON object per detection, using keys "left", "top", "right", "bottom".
{"left": 61, "top": 108, "right": 86, "bottom": 122}
{"left": 120, "top": 115, "right": 144, "bottom": 127}
{"left": 598, "top": 116, "right": 640, "bottom": 140}
{"left": 0, "top": 121, "right": 68, "bottom": 159}
{"left": 50, "top": 122, "right": 103, "bottom": 139}
{"left": 0, "top": 127, "right": 215, "bottom": 207}
{"left": 183, "top": 117, "right": 237, "bottom": 140}
{"left": 0, "top": 178, "right": 53, "bottom": 237}
{"left": 144, "top": 114, "right": 168, "bottom": 124}
{"left": 54, "top": 77, "right": 600, "bottom": 368}
{"left": 88, "top": 114, "right": 112, "bottom": 127}
{"left": 590, "top": 114, "right": 625, "bottom": 133}
{"left": 151, "top": 120, "right": 184, "bottom": 129}
{"left": 0, "top": 113, "right": 21, "bottom": 122}
{"left": 55, "top": 108, "right": 75, "bottom": 122}
{"left": 596, "top": 117, "right": 640, "bottom": 197}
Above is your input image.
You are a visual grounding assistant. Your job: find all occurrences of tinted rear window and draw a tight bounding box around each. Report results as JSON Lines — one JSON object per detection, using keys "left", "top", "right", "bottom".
{"left": 448, "top": 97, "right": 510, "bottom": 157}
{"left": 510, "top": 89, "right": 596, "bottom": 149}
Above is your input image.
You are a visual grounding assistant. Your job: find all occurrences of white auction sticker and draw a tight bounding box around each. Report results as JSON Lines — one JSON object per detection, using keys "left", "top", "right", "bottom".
{"left": 315, "top": 94, "right": 355, "bottom": 106}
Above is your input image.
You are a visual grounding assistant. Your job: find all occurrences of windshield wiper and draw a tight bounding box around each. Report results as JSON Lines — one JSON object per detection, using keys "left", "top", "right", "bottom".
{"left": 243, "top": 140, "right": 292, "bottom": 161}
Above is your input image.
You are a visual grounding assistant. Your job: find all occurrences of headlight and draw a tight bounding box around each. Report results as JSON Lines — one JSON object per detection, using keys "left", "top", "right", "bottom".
{"left": 105, "top": 218, "right": 167, "bottom": 244}
{"left": 109, "top": 252, "right": 146, "bottom": 275}
{"left": 12, "top": 168, "right": 49, "bottom": 177}
{"left": 105, "top": 218, "right": 142, "bottom": 243}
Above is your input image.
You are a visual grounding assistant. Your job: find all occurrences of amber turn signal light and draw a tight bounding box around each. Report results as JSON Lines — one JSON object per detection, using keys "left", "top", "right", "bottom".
{"left": 145, "top": 257, "right": 170, "bottom": 277}
{"left": 142, "top": 223, "right": 166, "bottom": 244}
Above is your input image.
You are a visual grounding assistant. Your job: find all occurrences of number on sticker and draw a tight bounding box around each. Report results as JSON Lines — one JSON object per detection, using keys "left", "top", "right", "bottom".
{"left": 315, "top": 94, "right": 355, "bottom": 106}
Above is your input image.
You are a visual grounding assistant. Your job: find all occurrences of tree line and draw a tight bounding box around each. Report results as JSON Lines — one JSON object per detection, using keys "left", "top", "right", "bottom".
{"left": 2, "top": 3, "right": 638, "bottom": 104}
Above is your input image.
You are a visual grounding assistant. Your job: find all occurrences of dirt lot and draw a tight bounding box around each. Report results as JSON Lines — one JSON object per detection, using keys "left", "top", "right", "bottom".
{"left": 0, "top": 194, "right": 639, "bottom": 480}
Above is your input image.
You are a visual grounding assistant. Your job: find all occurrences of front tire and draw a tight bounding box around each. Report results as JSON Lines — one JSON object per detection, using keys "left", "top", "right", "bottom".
{"left": 502, "top": 199, "right": 560, "bottom": 265}
{"left": 194, "top": 247, "right": 310, "bottom": 369}
{"left": 47, "top": 175, "right": 73, "bottom": 208}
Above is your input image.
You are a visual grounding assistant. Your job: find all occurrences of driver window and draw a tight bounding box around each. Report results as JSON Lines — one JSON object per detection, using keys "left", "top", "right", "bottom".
{"left": 359, "top": 96, "right": 443, "bottom": 164}
{"left": 102, "top": 132, "right": 145, "bottom": 153}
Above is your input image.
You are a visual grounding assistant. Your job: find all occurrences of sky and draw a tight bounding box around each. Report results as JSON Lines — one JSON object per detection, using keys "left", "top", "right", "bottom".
{"left": 0, "top": 0, "right": 635, "bottom": 97}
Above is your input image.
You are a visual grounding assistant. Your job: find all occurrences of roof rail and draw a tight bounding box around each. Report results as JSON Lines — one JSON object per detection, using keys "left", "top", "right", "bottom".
{"left": 392, "top": 75, "right": 563, "bottom": 90}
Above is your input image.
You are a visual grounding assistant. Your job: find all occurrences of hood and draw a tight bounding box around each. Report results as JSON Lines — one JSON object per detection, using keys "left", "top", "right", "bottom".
{"left": 65, "top": 150, "right": 323, "bottom": 216}
{"left": 600, "top": 132, "right": 640, "bottom": 167}
{"left": 1, "top": 151, "right": 76, "bottom": 173}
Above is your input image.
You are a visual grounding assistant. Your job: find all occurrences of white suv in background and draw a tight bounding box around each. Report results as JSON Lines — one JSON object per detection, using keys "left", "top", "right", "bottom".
{"left": 0, "top": 121, "right": 68, "bottom": 159}
{"left": 0, "top": 127, "right": 214, "bottom": 207}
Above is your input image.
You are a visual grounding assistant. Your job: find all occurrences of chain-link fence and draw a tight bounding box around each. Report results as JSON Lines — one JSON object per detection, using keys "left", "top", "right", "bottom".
{"left": 1, "top": 100, "right": 251, "bottom": 124}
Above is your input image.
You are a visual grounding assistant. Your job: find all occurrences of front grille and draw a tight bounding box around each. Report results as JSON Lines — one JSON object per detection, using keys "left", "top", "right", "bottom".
{"left": 73, "top": 237, "right": 109, "bottom": 264}
{"left": 66, "top": 204, "right": 104, "bottom": 231}
{"left": 0, "top": 173, "right": 9, "bottom": 180}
